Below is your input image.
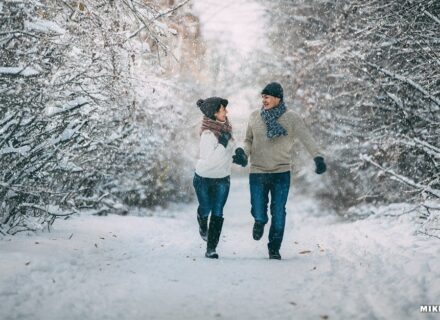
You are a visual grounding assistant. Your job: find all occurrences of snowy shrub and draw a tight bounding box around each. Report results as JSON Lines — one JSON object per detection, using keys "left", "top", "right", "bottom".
{"left": 267, "top": 0, "right": 440, "bottom": 212}
{"left": 0, "top": 0, "right": 194, "bottom": 234}
{"left": 418, "top": 201, "right": 440, "bottom": 239}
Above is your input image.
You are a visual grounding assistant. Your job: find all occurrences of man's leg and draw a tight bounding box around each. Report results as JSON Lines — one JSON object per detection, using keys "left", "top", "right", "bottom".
{"left": 249, "top": 173, "right": 270, "bottom": 240}
{"left": 268, "top": 171, "right": 291, "bottom": 257}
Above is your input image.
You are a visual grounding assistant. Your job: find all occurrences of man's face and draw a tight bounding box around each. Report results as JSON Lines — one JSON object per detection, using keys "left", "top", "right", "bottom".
{"left": 262, "top": 94, "right": 280, "bottom": 110}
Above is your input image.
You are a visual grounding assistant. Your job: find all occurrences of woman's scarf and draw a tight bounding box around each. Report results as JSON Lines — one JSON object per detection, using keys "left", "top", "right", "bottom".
{"left": 260, "top": 101, "right": 287, "bottom": 138}
{"left": 200, "top": 116, "right": 233, "bottom": 139}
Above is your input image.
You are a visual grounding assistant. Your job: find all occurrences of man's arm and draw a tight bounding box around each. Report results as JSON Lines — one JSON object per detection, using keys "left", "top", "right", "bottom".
{"left": 243, "top": 116, "right": 253, "bottom": 157}
{"left": 292, "top": 113, "right": 322, "bottom": 158}
{"left": 292, "top": 113, "right": 326, "bottom": 174}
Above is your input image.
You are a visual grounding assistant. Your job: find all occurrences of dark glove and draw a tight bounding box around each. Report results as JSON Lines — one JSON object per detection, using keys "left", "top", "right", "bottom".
{"left": 218, "top": 131, "right": 232, "bottom": 148}
{"left": 232, "top": 148, "right": 248, "bottom": 167}
{"left": 314, "top": 156, "right": 327, "bottom": 174}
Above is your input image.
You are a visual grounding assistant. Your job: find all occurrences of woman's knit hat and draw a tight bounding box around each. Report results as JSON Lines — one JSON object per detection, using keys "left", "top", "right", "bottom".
{"left": 196, "top": 97, "right": 229, "bottom": 120}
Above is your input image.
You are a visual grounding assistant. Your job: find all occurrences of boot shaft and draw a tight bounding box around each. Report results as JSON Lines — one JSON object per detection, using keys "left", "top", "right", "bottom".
{"left": 207, "top": 215, "right": 224, "bottom": 250}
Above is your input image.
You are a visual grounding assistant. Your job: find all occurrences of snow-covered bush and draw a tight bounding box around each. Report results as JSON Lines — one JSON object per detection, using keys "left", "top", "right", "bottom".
{"left": 0, "top": 0, "right": 194, "bottom": 234}
{"left": 267, "top": 0, "right": 439, "bottom": 212}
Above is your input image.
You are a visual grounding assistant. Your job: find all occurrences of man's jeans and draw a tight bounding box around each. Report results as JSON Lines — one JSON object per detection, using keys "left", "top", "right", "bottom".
{"left": 193, "top": 173, "right": 230, "bottom": 218}
{"left": 249, "top": 171, "right": 290, "bottom": 251}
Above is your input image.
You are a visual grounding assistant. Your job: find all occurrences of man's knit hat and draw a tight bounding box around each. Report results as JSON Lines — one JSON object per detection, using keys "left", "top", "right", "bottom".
{"left": 261, "top": 82, "right": 283, "bottom": 100}
{"left": 196, "top": 97, "right": 228, "bottom": 120}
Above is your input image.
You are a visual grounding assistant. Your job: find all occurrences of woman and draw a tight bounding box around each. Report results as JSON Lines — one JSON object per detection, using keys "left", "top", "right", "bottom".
{"left": 193, "top": 97, "right": 235, "bottom": 259}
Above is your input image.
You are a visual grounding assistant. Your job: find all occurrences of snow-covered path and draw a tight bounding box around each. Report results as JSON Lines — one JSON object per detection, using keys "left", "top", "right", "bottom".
{"left": 1, "top": 178, "right": 439, "bottom": 320}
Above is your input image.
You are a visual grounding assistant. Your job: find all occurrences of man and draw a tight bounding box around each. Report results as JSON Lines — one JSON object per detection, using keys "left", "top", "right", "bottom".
{"left": 233, "top": 82, "right": 326, "bottom": 260}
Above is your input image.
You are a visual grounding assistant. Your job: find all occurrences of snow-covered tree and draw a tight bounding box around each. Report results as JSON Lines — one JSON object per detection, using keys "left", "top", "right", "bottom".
{"left": 0, "top": 0, "right": 195, "bottom": 234}
{"left": 267, "top": 0, "right": 439, "bottom": 214}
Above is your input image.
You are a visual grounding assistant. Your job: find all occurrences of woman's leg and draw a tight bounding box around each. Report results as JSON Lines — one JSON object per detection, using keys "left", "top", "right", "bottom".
{"left": 210, "top": 176, "right": 230, "bottom": 217}
{"left": 205, "top": 176, "right": 230, "bottom": 259}
{"left": 193, "top": 174, "right": 211, "bottom": 241}
{"left": 193, "top": 173, "right": 212, "bottom": 219}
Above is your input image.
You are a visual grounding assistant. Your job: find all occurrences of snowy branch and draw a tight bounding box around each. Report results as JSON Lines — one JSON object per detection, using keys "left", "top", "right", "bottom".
{"left": 423, "top": 10, "right": 440, "bottom": 25}
{"left": 360, "top": 154, "right": 440, "bottom": 198}
{"left": 153, "top": 0, "right": 191, "bottom": 21}
{"left": 18, "top": 203, "right": 74, "bottom": 217}
{"left": 366, "top": 62, "right": 440, "bottom": 107}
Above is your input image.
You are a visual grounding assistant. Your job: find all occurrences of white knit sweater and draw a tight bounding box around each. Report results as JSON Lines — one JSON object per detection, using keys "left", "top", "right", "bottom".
{"left": 195, "top": 130, "right": 235, "bottom": 178}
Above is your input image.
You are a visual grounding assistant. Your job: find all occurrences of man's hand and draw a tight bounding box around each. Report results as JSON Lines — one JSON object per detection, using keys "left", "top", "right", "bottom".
{"left": 218, "top": 131, "right": 232, "bottom": 148}
{"left": 232, "top": 148, "right": 248, "bottom": 167}
{"left": 314, "top": 156, "right": 326, "bottom": 174}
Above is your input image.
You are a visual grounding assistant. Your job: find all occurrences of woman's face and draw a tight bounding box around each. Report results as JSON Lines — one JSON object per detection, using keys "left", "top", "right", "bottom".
{"left": 214, "top": 105, "right": 227, "bottom": 122}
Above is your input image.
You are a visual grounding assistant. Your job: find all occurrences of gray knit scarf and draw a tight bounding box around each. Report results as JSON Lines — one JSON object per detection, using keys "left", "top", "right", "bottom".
{"left": 260, "top": 102, "right": 287, "bottom": 139}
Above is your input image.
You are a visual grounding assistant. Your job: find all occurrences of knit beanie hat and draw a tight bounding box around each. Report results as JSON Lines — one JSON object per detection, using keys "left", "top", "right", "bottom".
{"left": 196, "top": 97, "right": 229, "bottom": 120}
{"left": 261, "top": 82, "right": 283, "bottom": 100}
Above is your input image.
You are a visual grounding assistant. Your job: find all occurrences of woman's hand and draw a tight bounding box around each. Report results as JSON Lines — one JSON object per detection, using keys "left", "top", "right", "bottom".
{"left": 232, "top": 148, "right": 248, "bottom": 167}
{"left": 218, "top": 131, "right": 232, "bottom": 148}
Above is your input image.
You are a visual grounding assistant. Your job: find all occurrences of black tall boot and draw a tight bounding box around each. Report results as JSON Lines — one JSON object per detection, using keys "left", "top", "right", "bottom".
{"left": 252, "top": 221, "right": 265, "bottom": 240}
{"left": 205, "top": 215, "right": 224, "bottom": 259}
{"left": 197, "top": 215, "right": 208, "bottom": 241}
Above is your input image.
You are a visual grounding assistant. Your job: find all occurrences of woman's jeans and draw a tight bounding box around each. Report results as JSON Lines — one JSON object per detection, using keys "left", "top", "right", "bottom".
{"left": 249, "top": 171, "right": 291, "bottom": 251}
{"left": 193, "top": 173, "right": 230, "bottom": 218}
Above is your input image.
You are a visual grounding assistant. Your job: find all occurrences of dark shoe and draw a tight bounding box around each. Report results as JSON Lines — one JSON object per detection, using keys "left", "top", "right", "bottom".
{"left": 205, "top": 248, "right": 219, "bottom": 259}
{"left": 252, "top": 221, "right": 264, "bottom": 240}
{"left": 269, "top": 249, "right": 281, "bottom": 260}
{"left": 206, "top": 215, "right": 224, "bottom": 259}
{"left": 197, "top": 215, "right": 208, "bottom": 241}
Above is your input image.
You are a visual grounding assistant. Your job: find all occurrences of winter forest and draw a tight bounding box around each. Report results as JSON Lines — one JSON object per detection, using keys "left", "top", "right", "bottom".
{"left": 1, "top": 0, "right": 439, "bottom": 319}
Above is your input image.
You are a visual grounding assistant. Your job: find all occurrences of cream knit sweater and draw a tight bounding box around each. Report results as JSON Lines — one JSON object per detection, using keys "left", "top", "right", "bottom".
{"left": 243, "top": 109, "right": 322, "bottom": 173}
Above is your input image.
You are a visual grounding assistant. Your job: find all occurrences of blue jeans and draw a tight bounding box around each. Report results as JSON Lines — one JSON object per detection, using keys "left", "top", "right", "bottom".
{"left": 249, "top": 171, "right": 291, "bottom": 251}
{"left": 193, "top": 173, "right": 230, "bottom": 218}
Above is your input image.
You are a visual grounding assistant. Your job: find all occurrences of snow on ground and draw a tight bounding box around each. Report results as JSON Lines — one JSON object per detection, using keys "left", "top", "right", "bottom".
{"left": 1, "top": 178, "right": 439, "bottom": 320}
